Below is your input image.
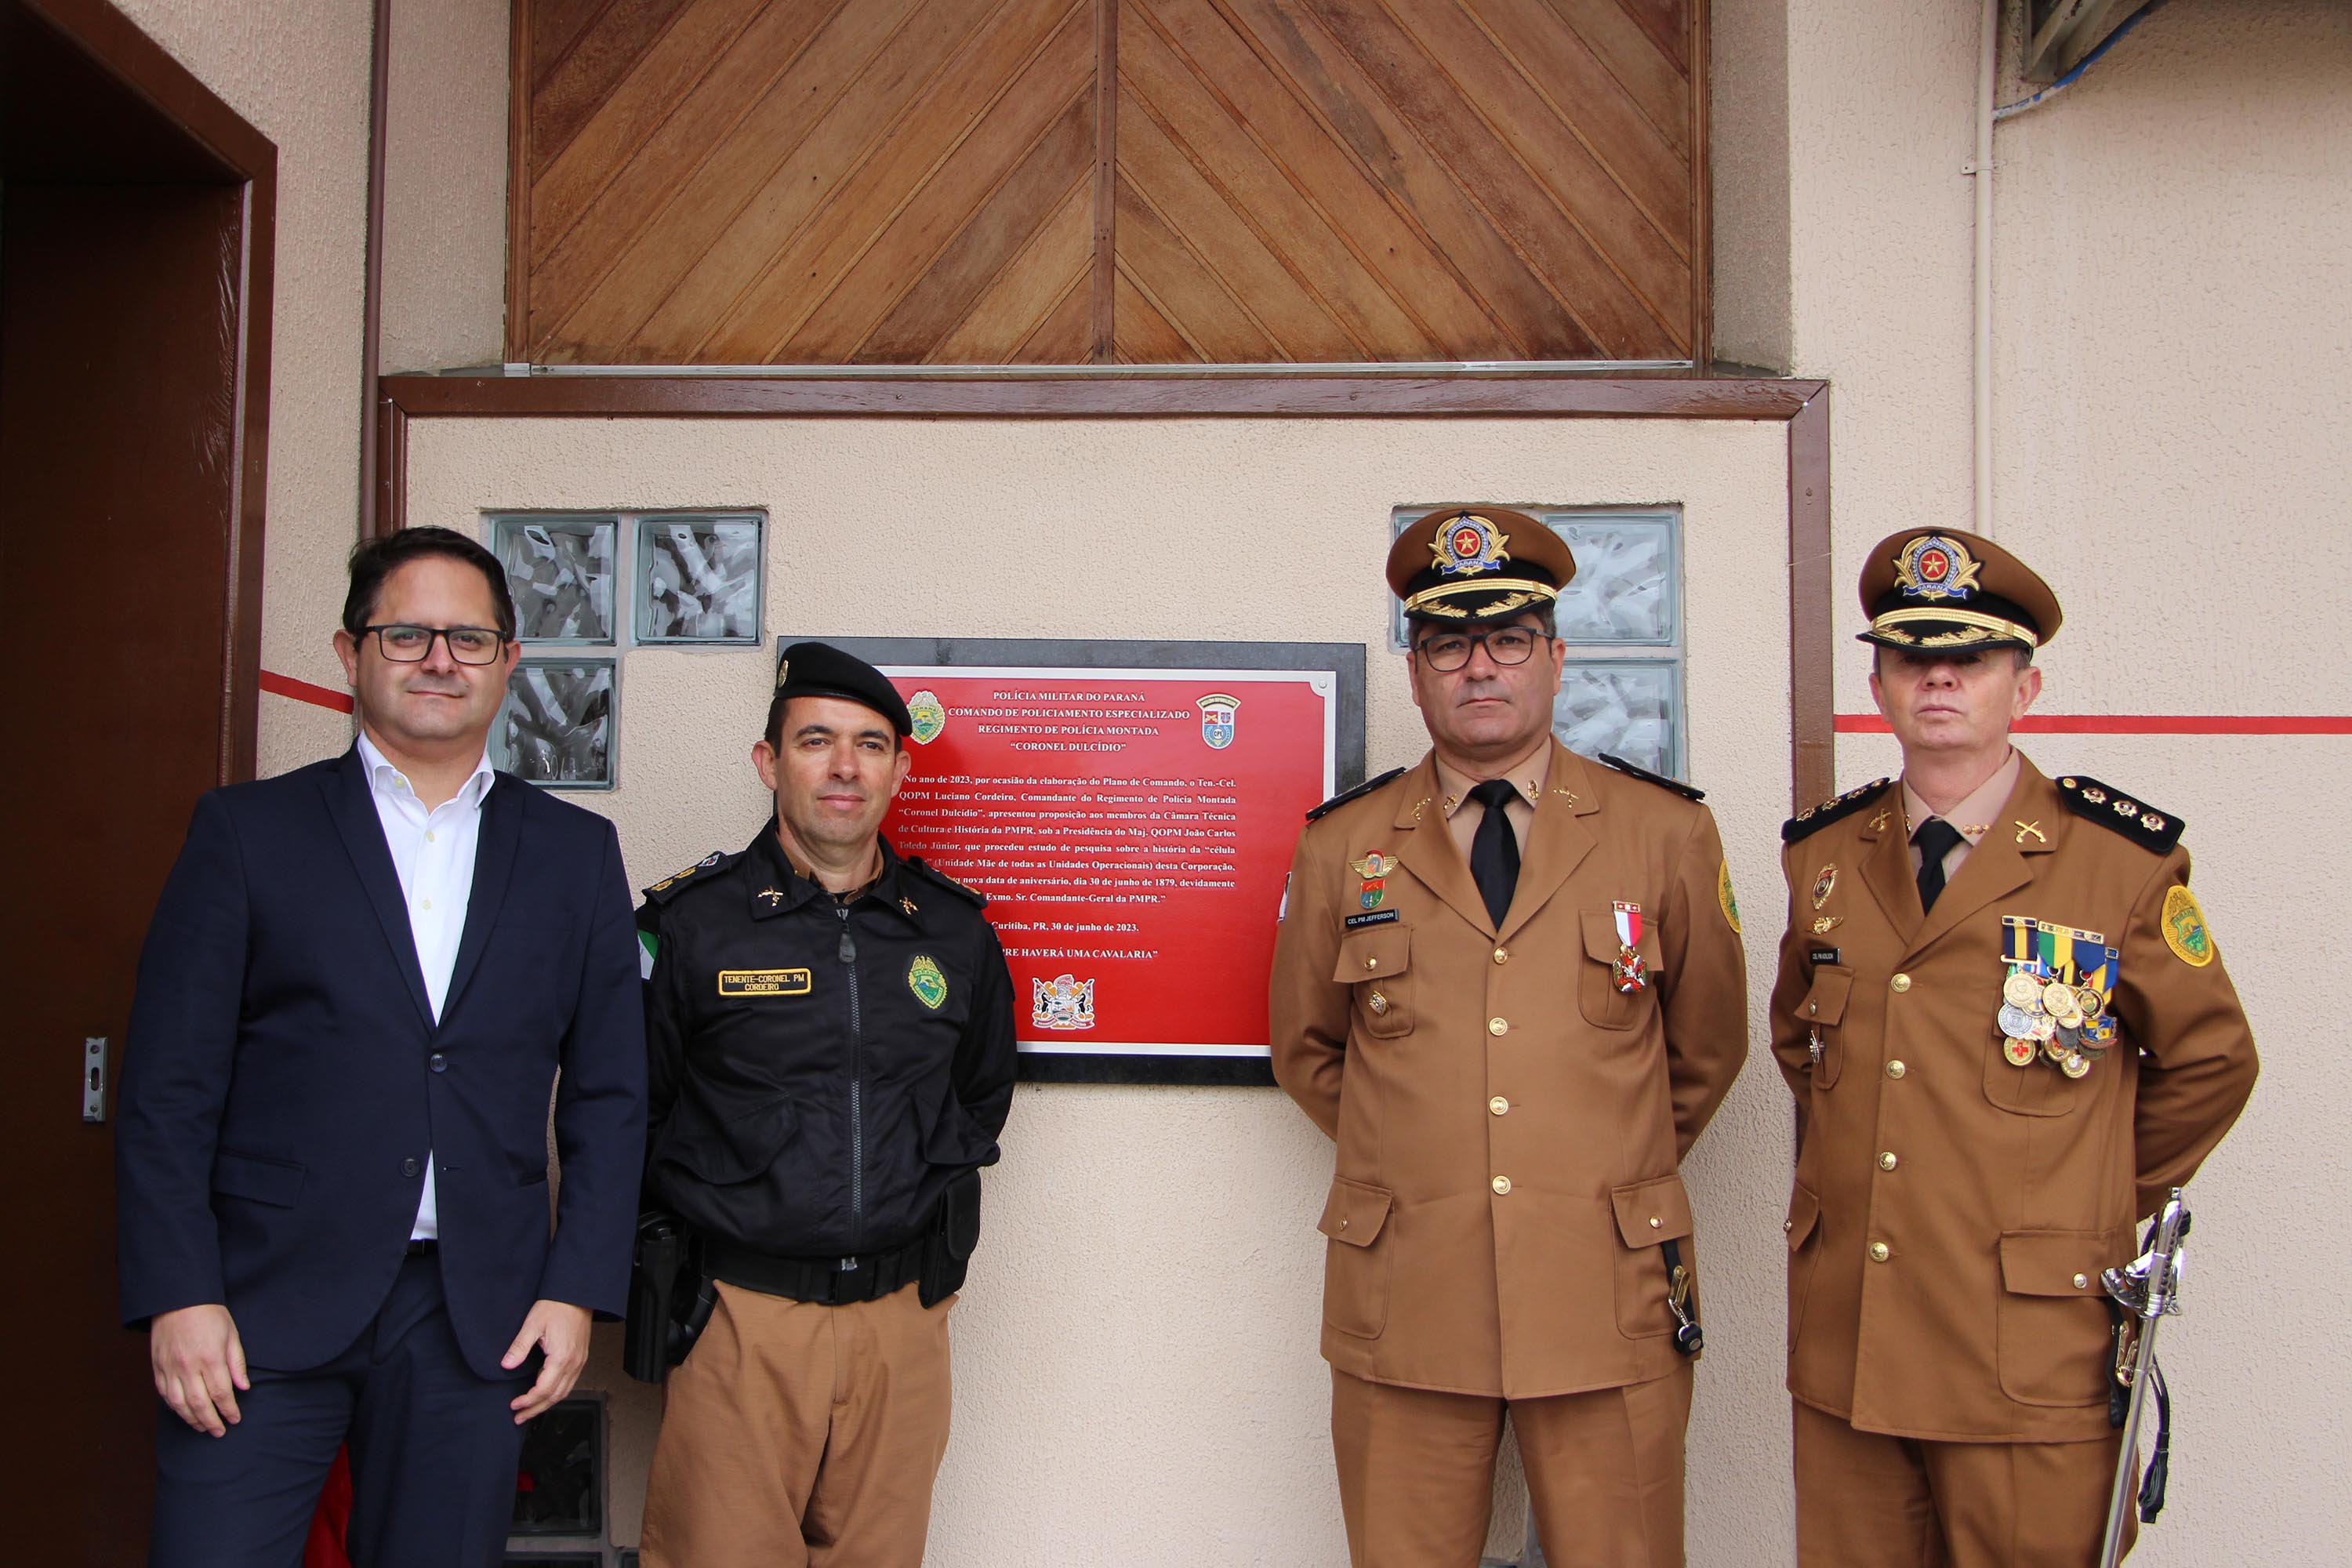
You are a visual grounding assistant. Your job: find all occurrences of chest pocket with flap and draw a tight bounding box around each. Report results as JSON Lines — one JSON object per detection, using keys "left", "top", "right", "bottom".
{"left": 1579, "top": 911, "right": 1663, "bottom": 1030}
{"left": 1798, "top": 966, "right": 1855, "bottom": 1088}
{"left": 1334, "top": 925, "right": 1413, "bottom": 1037}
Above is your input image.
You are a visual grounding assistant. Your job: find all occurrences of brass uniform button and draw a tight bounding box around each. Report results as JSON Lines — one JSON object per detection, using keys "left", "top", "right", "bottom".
{"left": 2074, "top": 1273, "right": 2089, "bottom": 1290}
{"left": 1365, "top": 958, "right": 1379, "bottom": 970}
{"left": 1886, "top": 1060, "right": 1907, "bottom": 1079}
{"left": 1648, "top": 1216, "right": 1662, "bottom": 1229}
{"left": 1489, "top": 1096, "right": 1509, "bottom": 1116}
{"left": 1869, "top": 1242, "right": 1891, "bottom": 1262}
{"left": 1488, "top": 1018, "right": 1508, "bottom": 1036}
{"left": 1891, "top": 973, "right": 1912, "bottom": 993}
{"left": 1783, "top": 1219, "right": 1794, "bottom": 1232}
{"left": 1493, "top": 948, "right": 1508, "bottom": 964}
{"left": 1339, "top": 1218, "right": 1349, "bottom": 1230}
{"left": 1878, "top": 1152, "right": 1899, "bottom": 1171}
{"left": 1491, "top": 1175, "right": 1512, "bottom": 1196}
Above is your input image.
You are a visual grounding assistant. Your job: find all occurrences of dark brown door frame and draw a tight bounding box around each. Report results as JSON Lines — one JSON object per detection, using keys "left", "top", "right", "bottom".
{"left": 19, "top": 0, "right": 275, "bottom": 782}
{"left": 376, "top": 372, "right": 1833, "bottom": 810}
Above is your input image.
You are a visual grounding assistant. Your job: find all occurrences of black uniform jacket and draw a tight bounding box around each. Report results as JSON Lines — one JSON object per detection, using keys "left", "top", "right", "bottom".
{"left": 639, "top": 826, "right": 1018, "bottom": 1260}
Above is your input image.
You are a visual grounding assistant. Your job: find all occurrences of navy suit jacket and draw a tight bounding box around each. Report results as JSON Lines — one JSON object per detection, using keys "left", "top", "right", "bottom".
{"left": 115, "top": 748, "right": 646, "bottom": 1379}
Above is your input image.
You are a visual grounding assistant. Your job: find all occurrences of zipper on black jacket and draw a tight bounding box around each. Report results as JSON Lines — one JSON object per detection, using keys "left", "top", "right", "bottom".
{"left": 837, "top": 905, "right": 862, "bottom": 1265}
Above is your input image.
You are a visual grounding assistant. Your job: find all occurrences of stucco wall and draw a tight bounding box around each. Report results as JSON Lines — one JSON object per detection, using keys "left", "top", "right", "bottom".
{"left": 109, "top": 0, "right": 372, "bottom": 774}
{"left": 404, "top": 414, "right": 1799, "bottom": 1564}
{"left": 379, "top": 0, "right": 510, "bottom": 374}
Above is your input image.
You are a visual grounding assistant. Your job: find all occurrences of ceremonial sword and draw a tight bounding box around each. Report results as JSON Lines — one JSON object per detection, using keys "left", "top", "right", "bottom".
{"left": 2099, "top": 1187, "right": 2191, "bottom": 1568}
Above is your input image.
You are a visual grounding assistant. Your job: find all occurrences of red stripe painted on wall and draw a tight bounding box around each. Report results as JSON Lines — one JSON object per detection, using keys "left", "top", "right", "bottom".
{"left": 1835, "top": 713, "right": 2352, "bottom": 735}
{"left": 260, "top": 670, "right": 355, "bottom": 713}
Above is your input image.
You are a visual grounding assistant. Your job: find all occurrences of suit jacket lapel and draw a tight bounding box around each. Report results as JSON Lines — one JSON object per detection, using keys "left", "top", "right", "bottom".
{"left": 1857, "top": 793, "right": 1925, "bottom": 944}
{"left": 321, "top": 747, "right": 434, "bottom": 1028}
{"left": 1497, "top": 742, "right": 1597, "bottom": 946}
{"left": 1389, "top": 756, "right": 1494, "bottom": 935}
{"left": 443, "top": 772, "right": 521, "bottom": 1022}
{"left": 1904, "top": 757, "right": 2056, "bottom": 960}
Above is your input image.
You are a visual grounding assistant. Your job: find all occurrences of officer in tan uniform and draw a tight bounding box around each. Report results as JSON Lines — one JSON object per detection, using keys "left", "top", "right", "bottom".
{"left": 1771, "top": 528, "right": 2259, "bottom": 1566}
{"left": 1269, "top": 507, "right": 1749, "bottom": 1568}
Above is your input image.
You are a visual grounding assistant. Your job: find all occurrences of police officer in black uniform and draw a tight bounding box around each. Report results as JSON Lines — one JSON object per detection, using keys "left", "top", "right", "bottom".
{"left": 633, "top": 642, "right": 1018, "bottom": 1568}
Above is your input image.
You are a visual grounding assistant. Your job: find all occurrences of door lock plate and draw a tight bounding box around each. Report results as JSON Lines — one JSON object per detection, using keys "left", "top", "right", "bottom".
{"left": 82, "top": 1036, "right": 107, "bottom": 1123}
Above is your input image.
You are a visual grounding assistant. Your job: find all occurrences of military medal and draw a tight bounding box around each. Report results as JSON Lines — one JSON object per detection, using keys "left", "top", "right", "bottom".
{"left": 1612, "top": 901, "right": 1647, "bottom": 993}
{"left": 1998, "top": 916, "right": 2122, "bottom": 1082}
{"left": 1811, "top": 866, "right": 1837, "bottom": 910}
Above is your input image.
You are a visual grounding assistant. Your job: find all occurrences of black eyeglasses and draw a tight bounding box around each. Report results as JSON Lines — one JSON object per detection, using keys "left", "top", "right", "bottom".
{"left": 1413, "top": 627, "right": 1547, "bottom": 672}
{"left": 362, "top": 624, "right": 508, "bottom": 665}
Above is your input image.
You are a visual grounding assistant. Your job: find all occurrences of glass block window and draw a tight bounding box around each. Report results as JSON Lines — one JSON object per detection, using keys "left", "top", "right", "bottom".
{"left": 1392, "top": 506, "right": 1688, "bottom": 780}
{"left": 484, "top": 510, "right": 766, "bottom": 790}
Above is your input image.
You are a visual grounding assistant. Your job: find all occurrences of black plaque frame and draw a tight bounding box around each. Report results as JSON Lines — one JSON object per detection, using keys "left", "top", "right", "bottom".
{"left": 804, "top": 637, "right": 1368, "bottom": 1086}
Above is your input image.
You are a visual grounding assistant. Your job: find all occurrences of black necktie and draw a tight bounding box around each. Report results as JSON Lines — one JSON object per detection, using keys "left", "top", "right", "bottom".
{"left": 1468, "top": 779, "right": 1522, "bottom": 927}
{"left": 1914, "top": 818, "right": 1965, "bottom": 913}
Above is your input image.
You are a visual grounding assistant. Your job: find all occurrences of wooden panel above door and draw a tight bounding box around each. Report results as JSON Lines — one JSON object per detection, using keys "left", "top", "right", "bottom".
{"left": 506, "top": 0, "right": 1708, "bottom": 366}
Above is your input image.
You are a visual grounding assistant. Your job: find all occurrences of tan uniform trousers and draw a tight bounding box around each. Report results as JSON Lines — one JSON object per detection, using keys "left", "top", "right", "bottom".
{"left": 641, "top": 1280, "right": 953, "bottom": 1568}
{"left": 1794, "top": 1400, "right": 2134, "bottom": 1567}
{"left": 1332, "top": 1363, "right": 1693, "bottom": 1568}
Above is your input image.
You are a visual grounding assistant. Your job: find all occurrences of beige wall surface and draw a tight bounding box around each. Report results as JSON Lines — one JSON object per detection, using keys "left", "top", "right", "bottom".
{"left": 405, "top": 413, "right": 1799, "bottom": 1563}
{"left": 1759, "top": 1, "right": 2351, "bottom": 1562}
{"left": 111, "top": 0, "right": 372, "bottom": 773}
{"left": 379, "top": 0, "right": 509, "bottom": 373}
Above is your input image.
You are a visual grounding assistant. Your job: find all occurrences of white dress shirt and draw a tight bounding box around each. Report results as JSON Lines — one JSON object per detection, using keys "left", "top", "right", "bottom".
{"left": 356, "top": 731, "right": 495, "bottom": 1241}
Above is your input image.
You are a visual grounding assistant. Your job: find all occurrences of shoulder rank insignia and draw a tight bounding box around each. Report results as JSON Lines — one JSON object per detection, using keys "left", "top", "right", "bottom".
{"left": 643, "top": 849, "right": 735, "bottom": 903}
{"left": 1782, "top": 779, "right": 1894, "bottom": 844}
{"left": 1305, "top": 767, "right": 1406, "bottom": 822}
{"left": 1598, "top": 753, "right": 1704, "bottom": 802}
{"left": 905, "top": 856, "right": 987, "bottom": 907}
{"left": 2055, "top": 775, "right": 2184, "bottom": 854}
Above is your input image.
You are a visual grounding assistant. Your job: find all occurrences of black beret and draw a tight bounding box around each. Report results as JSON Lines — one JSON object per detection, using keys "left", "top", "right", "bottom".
{"left": 772, "top": 642, "right": 913, "bottom": 737}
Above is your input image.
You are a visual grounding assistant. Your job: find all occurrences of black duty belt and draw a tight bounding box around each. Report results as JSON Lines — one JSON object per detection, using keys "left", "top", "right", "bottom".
{"left": 706, "top": 1236, "right": 926, "bottom": 1307}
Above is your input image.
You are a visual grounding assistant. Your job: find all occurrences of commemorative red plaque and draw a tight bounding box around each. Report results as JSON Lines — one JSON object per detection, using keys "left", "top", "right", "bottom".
{"left": 820, "top": 639, "right": 1367, "bottom": 1083}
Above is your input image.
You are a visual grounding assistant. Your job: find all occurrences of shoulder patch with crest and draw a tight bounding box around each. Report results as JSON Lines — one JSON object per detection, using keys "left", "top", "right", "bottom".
{"left": 2054, "top": 775, "right": 2184, "bottom": 855}
{"left": 643, "top": 849, "right": 736, "bottom": 904}
{"left": 905, "top": 856, "right": 987, "bottom": 907}
{"left": 1305, "top": 767, "right": 1406, "bottom": 822}
{"left": 1782, "top": 779, "right": 1895, "bottom": 844}
{"left": 1599, "top": 753, "right": 1704, "bottom": 802}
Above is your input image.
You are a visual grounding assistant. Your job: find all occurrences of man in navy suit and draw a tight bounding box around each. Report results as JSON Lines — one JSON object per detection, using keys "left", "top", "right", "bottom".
{"left": 115, "top": 526, "right": 646, "bottom": 1568}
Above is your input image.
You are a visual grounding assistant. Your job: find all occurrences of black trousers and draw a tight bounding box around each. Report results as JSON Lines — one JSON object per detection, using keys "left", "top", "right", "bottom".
{"left": 148, "top": 1250, "right": 531, "bottom": 1568}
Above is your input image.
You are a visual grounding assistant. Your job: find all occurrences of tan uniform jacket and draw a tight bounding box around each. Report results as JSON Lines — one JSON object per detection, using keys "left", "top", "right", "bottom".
{"left": 1270, "top": 741, "right": 1748, "bottom": 1399}
{"left": 1770, "top": 755, "right": 2258, "bottom": 1443}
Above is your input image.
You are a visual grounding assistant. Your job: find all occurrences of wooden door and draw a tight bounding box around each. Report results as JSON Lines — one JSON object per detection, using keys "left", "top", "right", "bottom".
{"left": 0, "top": 2, "right": 271, "bottom": 1557}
